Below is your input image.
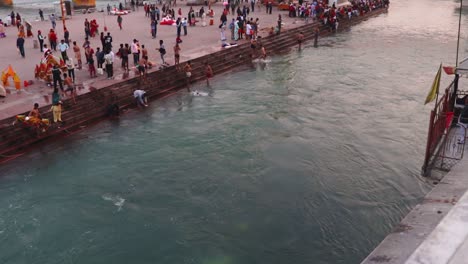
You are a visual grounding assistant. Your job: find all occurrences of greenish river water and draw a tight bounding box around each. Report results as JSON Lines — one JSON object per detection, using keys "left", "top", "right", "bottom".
{"left": 1, "top": 0, "right": 467, "bottom": 263}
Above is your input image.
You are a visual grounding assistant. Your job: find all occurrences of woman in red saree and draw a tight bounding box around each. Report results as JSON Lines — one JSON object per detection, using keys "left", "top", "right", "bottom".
{"left": 90, "top": 20, "right": 99, "bottom": 37}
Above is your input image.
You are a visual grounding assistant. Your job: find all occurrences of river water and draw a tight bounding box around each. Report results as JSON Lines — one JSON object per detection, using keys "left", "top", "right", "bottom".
{"left": 0, "top": 0, "right": 466, "bottom": 263}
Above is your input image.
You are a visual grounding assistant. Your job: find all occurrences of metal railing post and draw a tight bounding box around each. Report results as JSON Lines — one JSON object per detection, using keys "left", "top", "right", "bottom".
{"left": 423, "top": 110, "right": 436, "bottom": 176}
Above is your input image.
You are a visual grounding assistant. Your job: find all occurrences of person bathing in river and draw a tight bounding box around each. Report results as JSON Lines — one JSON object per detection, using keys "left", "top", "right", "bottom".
{"left": 184, "top": 61, "right": 192, "bottom": 91}
{"left": 205, "top": 62, "right": 213, "bottom": 86}
{"left": 297, "top": 31, "right": 304, "bottom": 50}
{"left": 260, "top": 44, "right": 266, "bottom": 60}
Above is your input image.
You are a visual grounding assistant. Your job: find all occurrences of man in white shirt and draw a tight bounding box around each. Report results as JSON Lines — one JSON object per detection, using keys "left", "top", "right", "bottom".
{"left": 57, "top": 39, "right": 69, "bottom": 61}
{"left": 131, "top": 39, "right": 140, "bottom": 66}
{"left": 104, "top": 50, "right": 115, "bottom": 79}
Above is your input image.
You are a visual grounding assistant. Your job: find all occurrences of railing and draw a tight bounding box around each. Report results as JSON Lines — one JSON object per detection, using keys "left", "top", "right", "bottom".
{"left": 422, "top": 80, "right": 457, "bottom": 176}
{"left": 433, "top": 125, "right": 466, "bottom": 171}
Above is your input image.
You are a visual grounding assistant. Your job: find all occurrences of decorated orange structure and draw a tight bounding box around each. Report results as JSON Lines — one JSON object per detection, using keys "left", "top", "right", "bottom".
{"left": 73, "top": 0, "right": 96, "bottom": 9}
{"left": 1, "top": 65, "right": 21, "bottom": 90}
{"left": 34, "top": 54, "right": 66, "bottom": 84}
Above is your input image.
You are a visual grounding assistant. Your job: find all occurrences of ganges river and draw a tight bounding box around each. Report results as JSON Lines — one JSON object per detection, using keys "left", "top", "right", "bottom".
{"left": 1, "top": 0, "right": 467, "bottom": 263}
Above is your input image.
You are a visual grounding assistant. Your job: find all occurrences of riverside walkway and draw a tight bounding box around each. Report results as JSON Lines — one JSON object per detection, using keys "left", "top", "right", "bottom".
{"left": 362, "top": 146, "right": 468, "bottom": 264}
{"left": 0, "top": 2, "right": 308, "bottom": 119}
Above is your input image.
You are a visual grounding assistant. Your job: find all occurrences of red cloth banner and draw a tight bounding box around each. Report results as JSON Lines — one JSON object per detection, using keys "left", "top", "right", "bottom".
{"left": 446, "top": 112, "right": 454, "bottom": 130}
{"left": 443, "top": 66, "right": 456, "bottom": 75}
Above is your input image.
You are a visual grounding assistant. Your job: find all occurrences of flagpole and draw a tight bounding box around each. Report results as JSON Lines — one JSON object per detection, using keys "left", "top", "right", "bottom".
{"left": 433, "top": 63, "right": 442, "bottom": 113}
{"left": 454, "top": 0, "right": 462, "bottom": 104}
{"left": 456, "top": 0, "right": 462, "bottom": 66}
{"left": 61, "top": 0, "right": 66, "bottom": 32}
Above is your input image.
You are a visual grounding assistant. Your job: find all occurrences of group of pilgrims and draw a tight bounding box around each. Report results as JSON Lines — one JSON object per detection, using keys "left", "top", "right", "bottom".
{"left": 285, "top": 0, "right": 390, "bottom": 31}
{"left": 0, "top": 12, "right": 34, "bottom": 39}
{"left": 1, "top": 0, "right": 389, "bottom": 130}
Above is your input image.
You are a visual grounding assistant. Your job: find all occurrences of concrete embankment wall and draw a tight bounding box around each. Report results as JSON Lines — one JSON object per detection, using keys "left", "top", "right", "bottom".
{"left": 361, "top": 158, "right": 468, "bottom": 264}
{"left": 0, "top": 7, "right": 387, "bottom": 160}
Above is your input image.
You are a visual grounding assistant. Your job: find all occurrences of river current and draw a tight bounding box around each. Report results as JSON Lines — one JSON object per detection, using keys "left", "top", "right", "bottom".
{"left": 1, "top": 0, "right": 466, "bottom": 263}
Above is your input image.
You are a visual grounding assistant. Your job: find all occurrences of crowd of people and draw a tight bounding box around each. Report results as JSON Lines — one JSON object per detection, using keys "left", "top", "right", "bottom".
{"left": 1, "top": 0, "right": 388, "bottom": 132}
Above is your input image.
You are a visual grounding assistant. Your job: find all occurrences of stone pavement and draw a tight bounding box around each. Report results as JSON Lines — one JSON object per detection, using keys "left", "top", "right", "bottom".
{"left": 361, "top": 149, "right": 468, "bottom": 264}
{"left": 0, "top": 2, "right": 307, "bottom": 119}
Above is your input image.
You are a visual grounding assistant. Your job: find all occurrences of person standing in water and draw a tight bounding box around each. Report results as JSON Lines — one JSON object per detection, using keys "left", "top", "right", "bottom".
{"left": 184, "top": 61, "right": 192, "bottom": 90}
{"left": 205, "top": 62, "right": 213, "bottom": 86}
{"left": 297, "top": 31, "right": 304, "bottom": 50}
{"left": 260, "top": 44, "right": 266, "bottom": 59}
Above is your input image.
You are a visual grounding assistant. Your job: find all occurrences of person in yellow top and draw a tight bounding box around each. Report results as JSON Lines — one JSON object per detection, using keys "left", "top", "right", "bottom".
{"left": 24, "top": 103, "right": 49, "bottom": 132}
{"left": 50, "top": 101, "right": 63, "bottom": 125}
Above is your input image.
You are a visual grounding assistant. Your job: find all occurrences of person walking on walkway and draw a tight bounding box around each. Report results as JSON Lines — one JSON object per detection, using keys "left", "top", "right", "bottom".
{"left": 176, "top": 18, "right": 182, "bottom": 37}
{"left": 104, "top": 50, "right": 114, "bottom": 79}
{"left": 38, "top": 30, "right": 45, "bottom": 53}
{"left": 84, "top": 18, "right": 91, "bottom": 39}
{"left": 48, "top": 29, "right": 57, "bottom": 51}
{"left": 52, "top": 65, "right": 64, "bottom": 92}
{"left": 104, "top": 32, "right": 113, "bottom": 52}
{"left": 16, "top": 35, "right": 25, "bottom": 58}
{"left": 182, "top": 18, "right": 188, "bottom": 36}
{"left": 159, "top": 39, "right": 166, "bottom": 65}
{"left": 58, "top": 39, "right": 69, "bottom": 61}
{"left": 229, "top": 18, "right": 235, "bottom": 40}
{"left": 122, "top": 43, "right": 130, "bottom": 71}
{"left": 49, "top": 14, "right": 56, "bottom": 29}
{"left": 73, "top": 41, "right": 82, "bottom": 69}
{"left": 131, "top": 39, "right": 140, "bottom": 66}
{"left": 96, "top": 47, "right": 104, "bottom": 69}
{"left": 64, "top": 27, "right": 70, "bottom": 44}
{"left": 117, "top": 15, "right": 123, "bottom": 30}
{"left": 151, "top": 20, "right": 157, "bottom": 38}
{"left": 88, "top": 54, "right": 96, "bottom": 77}
{"left": 66, "top": 58, "right": 75, "bottom": 83}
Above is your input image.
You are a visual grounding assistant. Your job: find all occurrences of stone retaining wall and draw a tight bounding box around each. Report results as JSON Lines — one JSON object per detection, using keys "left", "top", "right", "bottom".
{"left": 0, "top": 7, "right": 388, "bottom": 160}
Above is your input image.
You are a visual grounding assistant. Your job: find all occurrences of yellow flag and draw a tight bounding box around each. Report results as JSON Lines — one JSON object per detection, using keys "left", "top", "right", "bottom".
{"left": 424, "top": 64, "right": 442, "bottom": 105}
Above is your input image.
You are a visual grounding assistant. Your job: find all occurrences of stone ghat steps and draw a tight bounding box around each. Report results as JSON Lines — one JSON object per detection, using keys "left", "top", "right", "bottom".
{"left": 0, "top": 7, "right": 388, "bottom": 159}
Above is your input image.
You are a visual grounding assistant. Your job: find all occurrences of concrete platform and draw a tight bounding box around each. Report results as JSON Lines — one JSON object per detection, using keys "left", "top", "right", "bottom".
{"left": 361, "top": 158, "right": 468, "bottom": 264}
